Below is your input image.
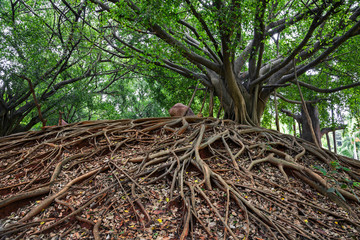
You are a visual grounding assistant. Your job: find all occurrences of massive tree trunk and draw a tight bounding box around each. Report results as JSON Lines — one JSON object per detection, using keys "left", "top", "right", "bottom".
{"left": 206, "top": 71, "right": 264, "bottom": 126}
{"left": 211, "top": 80, "right": 266, "bottom": 126}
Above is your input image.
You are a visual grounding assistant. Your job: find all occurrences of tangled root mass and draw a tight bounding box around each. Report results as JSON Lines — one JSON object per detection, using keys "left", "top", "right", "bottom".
{"left": 0, "top": 117, "right": 359, "bottom": 239}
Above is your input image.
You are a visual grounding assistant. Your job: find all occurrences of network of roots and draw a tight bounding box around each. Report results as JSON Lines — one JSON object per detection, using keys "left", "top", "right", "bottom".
{"left": 0, "top": 117, "right": 359, "bottom": 239}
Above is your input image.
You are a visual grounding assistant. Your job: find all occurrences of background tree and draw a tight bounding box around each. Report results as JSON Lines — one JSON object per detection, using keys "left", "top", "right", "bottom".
{"left": 0, "top": 0, "right": 127, "bottom": 135}
{"left": 1, "top": 0, "right": 212, "bottom": 136}
{"left": 266, "top": 34, "right": 360, "bottom": 145}
{"left": 84, "top": 0, "right": 360, "bottom": 126}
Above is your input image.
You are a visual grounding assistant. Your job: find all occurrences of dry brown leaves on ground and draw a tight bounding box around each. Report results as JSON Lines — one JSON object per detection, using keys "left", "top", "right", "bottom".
{"left": 0, "top": 117, "right": 359, "bottom": 239}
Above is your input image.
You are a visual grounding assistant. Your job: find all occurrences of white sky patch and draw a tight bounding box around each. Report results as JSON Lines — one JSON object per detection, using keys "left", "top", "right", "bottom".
{"left": 305, "top": 69, "right": 319, "bottom": 75}
{"left": 101, "top": 94, "right": 107, "bottom": 102}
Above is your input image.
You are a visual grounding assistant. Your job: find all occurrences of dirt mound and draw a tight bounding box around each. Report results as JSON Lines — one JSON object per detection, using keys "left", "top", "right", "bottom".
{"left": 0, "top": 117, "right": 359, "bottom": 239}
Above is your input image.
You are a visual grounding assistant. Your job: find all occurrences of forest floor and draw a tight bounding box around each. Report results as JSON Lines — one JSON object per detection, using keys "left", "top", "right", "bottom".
{"left": 0, "top": 117, "right": 359, "bottom": 239}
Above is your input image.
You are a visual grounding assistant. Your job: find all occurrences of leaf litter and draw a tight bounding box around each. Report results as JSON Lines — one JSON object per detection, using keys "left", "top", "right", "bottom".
{"left": 0, "top": 117, "right": 359, "bottom": 239}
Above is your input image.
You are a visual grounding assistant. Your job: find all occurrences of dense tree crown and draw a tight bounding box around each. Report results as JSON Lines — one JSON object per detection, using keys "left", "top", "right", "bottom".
{"left": 83, "top": 0, "right": 360, "bottom": 125}
{"left": 0, "top": 0, "right": 360, "bottom": 136}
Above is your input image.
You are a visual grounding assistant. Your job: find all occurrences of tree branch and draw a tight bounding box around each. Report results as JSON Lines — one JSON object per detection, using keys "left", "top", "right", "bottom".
{"left": 280, "top": 19, "right": 360, "bottom": 84}
{"left": 150, "top": 24, "right": 221, "bottom": 74}
{"left": 275, "top": 93, "right": 327, "bottom": 104}
{"left": 321, "top": 125, "right": 346, "bottom": 138}
{"left": 290, "top": 80, "right": 360, "bottom": 93}
{"left": 249, "top": 0, "right": 267, "bottom": 81}
{"left": 184, "top": 0, "right": 221, "bottom": 56}
{"left": 250, "top": 2, "right": 342, "bottom": 88}
{"left": 280, "top": 109, "right": 301, "bottom": 122}
{"left": 179, "top": 20, "right": 221, "bottom": 64}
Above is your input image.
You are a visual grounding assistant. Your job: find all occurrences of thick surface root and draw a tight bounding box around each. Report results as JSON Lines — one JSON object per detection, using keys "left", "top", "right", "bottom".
{"left": 0, "top": 117, "right": 359, "bottom": 239}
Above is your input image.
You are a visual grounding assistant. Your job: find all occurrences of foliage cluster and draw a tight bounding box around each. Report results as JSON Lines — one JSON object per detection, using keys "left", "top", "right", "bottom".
{"left": 1, "top": 0, "right": 360, "bottom": 139}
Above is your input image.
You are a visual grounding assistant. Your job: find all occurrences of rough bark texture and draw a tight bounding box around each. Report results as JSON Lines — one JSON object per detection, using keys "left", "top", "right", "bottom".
{"left": 300, "top": 103, "right": 322, "bottom": 146}
{"left": 281, "top": 103, "right": 322, "bottom": 146}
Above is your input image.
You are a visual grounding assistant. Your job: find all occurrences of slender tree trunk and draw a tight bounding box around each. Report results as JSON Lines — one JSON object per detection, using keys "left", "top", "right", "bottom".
{"left": 353, "top": 133, "right": 358, "bottom": 160}
{"left": 294, "top": 61, "right": 320, "bottom": 148}
{"left": 333, "top": 130, "right": 337, "bottom": 153}
{"left": 274, "top": 90, "right": 280, "bottom": 132}
{"left": 293, "top": 119, "right": 296, "bottom": 137}
{"left": 299, "top": 103, "right": 322, "bottom": 146}
{"left": 209, "top": 89, "right": 214, "bottom": 117}
{"left": 326, "top": 133, "right": 331, "bottom": 151}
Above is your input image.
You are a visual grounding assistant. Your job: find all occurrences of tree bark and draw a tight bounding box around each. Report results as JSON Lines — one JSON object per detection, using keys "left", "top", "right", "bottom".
{"left": 294, "top": 60, "right": 320, "bottom": 148}
{"left": 209, "top": 89, "right": 214, "bottom": 117}
{"left": 299, "top": 103, "right": 322, "bottom": 147}
{"left": 281, "top": 103, "right": 321, "bottom": 146}
{"left": 274, "top": 90, "right": 280, "bottom": 132}
{"left": 293, "top": 119, "right": 296, "bottom": 137}
{"left": 333, "top": 130, "right": 337, "bottom": 153}
{"left": 326, "top": 133, "right": 331, "bottom": 151}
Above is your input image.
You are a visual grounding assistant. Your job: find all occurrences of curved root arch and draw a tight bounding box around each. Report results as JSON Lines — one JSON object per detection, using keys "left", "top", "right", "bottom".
{"left": 0, "top": 117, "right": 359, "bottom": 239}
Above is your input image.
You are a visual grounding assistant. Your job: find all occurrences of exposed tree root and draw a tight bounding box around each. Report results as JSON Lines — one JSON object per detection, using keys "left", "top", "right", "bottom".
{"left": 0, "top": 117, "right": 359, "bottom": 239}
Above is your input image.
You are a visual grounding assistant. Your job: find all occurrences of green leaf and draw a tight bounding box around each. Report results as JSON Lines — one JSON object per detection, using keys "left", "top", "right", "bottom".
{"left": 335, "top": 189, "right": 346, "bottom": 202}
{"left": 314, "top": 165, "right": 328, "bottom": 176}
